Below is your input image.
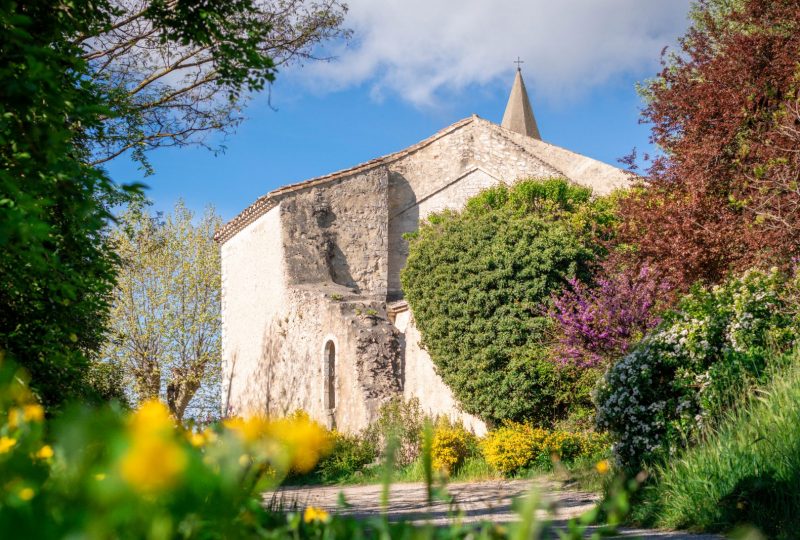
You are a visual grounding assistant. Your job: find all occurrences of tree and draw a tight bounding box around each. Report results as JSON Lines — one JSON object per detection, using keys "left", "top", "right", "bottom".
{"left": 104, "top": 201, "right": 222, "bottom": 420}
{"left": 550, "top": 265, "right": 666, "bottom": 369}
{"left": 401, "top": 179, "right": 615, "bottom": 425}
{"left": 619, "top": 0, "right": 800, "bottom": 291}
{"left": 0, "top": 0, "right": 122, "bottom": 409}
{"left": 82, "top": 0, "right": 349, "bottom": 167}
{"left": 1, "top": 0, "right": 289, "bottom": 410}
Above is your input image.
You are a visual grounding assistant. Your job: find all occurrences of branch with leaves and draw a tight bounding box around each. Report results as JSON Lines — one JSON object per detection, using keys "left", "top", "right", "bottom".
{"left": 82, "top": 0, "right": 349, "bottom": 168}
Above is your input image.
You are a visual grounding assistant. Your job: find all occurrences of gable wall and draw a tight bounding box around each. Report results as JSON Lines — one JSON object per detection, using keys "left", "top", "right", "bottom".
{"left": 387, "top": 121, "right": 563, "bottom": 296}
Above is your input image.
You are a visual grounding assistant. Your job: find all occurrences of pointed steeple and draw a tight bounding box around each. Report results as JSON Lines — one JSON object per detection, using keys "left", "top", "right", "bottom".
{"left": 501, "top": 67, "right": 541, "bottom": 140}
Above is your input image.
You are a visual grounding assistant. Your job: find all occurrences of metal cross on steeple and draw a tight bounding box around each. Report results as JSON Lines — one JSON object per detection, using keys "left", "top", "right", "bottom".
{"left": 514, "top": 57, "right": 524, "bottom": 70}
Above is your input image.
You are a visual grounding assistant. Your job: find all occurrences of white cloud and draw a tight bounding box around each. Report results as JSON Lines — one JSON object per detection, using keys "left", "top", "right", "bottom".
{"left": 302, "top": 0, "right": 692, "bottom": 105}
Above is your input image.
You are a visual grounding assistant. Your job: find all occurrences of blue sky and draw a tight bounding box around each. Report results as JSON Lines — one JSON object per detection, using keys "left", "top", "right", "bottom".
{"left": 104, "top": 1, "right": 693, "bottom": 222}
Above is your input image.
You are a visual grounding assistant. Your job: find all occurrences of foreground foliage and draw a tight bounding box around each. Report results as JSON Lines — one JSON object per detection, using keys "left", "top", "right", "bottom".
{"left": 632, "top": 359, "right": 800, "bottom": 539}
{"left": 402, "top": 178, "right": 615, "bottom": 425}
{"left": 0, "top": 359, "right": 625, "bottom": 539}
{"left": 596, "top": 268, "right": 800, "bottom": 470}
{"left": 0, "top": 358, "right": 333, "bottom": 537}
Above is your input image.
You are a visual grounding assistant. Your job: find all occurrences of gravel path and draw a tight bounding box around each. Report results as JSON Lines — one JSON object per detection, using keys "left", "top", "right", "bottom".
{"left": 271, "top": 479, "right": 723, "bottom": 539}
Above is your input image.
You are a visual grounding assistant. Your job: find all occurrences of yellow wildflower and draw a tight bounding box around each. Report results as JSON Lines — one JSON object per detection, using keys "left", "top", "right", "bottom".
{"left": 303, "top": 506, "right": 330, "bottom": 523}
{"left": 595, "top": 459, "right": 611, "bottom": 475}
{"left": 119, "top": 400, "right": 186, "bottom": 494}
{"left": 0, "top": 436, "right": 17, "bottom": 454}
{"left": 23, "top": 404, "right": 44, "bottom": 422}
{"left": 35, "top": 445, "right": 54, "bottom": 459}
{"left": 129, "top": 400, "right": 174, "bottom": 438}
{"left": 7, "top": 408, "right": 20, "bottom": 429}
{"left": 94, "top": 473, "right": 106, "bottom": 481}
{"left": 188, "top": 431, "right": 206, "bottom": 448}
{"left": 269, "top": 416, "right": 331, "bottom": 474}
{"left": 120, "top": 437, "right": 187, "bottom": 494}
{"left": 18, "top": 487, "right": 34, "bottom": 501}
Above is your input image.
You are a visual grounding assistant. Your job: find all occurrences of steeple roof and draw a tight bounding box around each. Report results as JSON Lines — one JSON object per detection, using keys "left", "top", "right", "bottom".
{"left": 501, "top": 68, "right": 541, "bottom": 140}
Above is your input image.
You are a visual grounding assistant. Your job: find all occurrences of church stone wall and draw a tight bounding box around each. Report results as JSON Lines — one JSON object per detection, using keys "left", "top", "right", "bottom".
{"left": 248, "top": 288, "right": 401, "bottom": 432}
{"left": 222, "top": 167, "right": 402, "bottom": 432}
{"left": 282, "top": 167, "right": 389, "bottom": 296}
{"left": 471, "top": 120, "right": 561, "bottom": 182}
{"left": 221, "top": 204, "right": 287, "bottom": 415}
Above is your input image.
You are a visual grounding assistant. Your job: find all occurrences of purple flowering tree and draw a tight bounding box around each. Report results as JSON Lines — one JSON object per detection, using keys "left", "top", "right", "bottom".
{"left": 551, "top": 266, "right": 666, "bottom": 368}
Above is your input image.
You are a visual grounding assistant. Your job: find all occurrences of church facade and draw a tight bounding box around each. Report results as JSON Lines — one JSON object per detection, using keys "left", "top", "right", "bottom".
{"left": 216, "top": 70, "right": 630, "bottom": 434}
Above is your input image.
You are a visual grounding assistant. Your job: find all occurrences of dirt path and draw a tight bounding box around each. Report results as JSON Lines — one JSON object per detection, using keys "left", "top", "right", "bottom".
{"left": 272, "top": 479, "right": 723, "bottom": 539}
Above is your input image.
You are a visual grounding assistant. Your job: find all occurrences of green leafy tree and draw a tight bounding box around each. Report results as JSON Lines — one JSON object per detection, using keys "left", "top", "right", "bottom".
{"left": 0, "top": 0, "right": 284, "bottom": 410}
{"left": 104, "top": 201, "right": 222, "bottom": 421}
{"left": 401, "top": 179, "right": 615, "bottom": 425}
{"left": 0, "top": 0, "right": 122, "bottom": 410}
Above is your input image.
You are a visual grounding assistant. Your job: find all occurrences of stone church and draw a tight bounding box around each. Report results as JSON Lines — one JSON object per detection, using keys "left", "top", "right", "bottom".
{"left": 215, "top": 69, "right": 630, "bottom": 434}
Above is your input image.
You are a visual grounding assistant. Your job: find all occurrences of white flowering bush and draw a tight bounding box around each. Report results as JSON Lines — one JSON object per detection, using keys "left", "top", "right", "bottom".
{"left": 596, "top": 268, "right": 800, "bottom": 470}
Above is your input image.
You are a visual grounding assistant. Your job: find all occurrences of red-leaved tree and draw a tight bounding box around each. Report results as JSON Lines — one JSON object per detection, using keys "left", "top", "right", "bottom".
{"left": 619, "top": 0, "right": 800, "bottom": 290}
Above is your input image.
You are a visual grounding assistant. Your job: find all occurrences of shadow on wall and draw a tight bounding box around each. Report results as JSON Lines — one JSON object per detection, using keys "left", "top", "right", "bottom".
{"left": 314, "top": 195, "right": 358, "bottom": 292}
{"left": 222, "top": 320, "right": 290, "bottom": 417}
{"left": 388, "top": 172, "right": 418, "bottom": 301}
{"left": 326, "top": 239, "right": 357, "bottom": 292}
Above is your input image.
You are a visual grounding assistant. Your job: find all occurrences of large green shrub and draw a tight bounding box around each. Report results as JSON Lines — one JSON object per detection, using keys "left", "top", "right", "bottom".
{"left": 596, "top": 268, "right": 800, "bottom": 470}
{"left": 402, "top": 178, "right": 615, "bottom": 425}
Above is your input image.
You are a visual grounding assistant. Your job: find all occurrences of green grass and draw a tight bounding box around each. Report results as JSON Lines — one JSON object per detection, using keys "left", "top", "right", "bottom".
{"left": 632, "top": 362, "right": 800, "bottom": 538}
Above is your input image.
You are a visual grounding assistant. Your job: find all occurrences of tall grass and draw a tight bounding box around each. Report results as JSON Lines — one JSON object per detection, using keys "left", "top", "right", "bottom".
{"left": 632, "top": 359, "right": 800, "bottom": 538}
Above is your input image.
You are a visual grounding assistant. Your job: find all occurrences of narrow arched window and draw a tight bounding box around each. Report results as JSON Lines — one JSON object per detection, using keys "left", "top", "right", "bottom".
{"left": 324, "top": 340, "right": 336, "bottom": 410}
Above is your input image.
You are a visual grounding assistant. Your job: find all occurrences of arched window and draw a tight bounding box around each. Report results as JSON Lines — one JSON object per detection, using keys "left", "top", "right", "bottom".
{"left": 324, "top": 340, "right": 336, "bottom": 410}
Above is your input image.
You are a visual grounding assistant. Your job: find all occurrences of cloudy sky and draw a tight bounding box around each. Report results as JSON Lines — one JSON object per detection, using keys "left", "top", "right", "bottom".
{"left": 106, "top": 0, "right": 693, "bottom": 219}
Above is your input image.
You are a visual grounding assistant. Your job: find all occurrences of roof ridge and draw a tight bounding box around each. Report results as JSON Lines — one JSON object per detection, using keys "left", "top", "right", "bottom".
{"left": 215, "top": 116, "right": 476, "bottom": 244}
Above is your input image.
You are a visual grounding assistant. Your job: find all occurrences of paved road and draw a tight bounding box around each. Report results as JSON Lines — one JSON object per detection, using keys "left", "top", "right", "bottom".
{"left": 272, "top": 479, "right": 723, "bottom": 539}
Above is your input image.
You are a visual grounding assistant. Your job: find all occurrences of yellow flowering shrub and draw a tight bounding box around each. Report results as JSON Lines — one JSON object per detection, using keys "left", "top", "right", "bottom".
{"left": 544, "top": 431, "right": 584, "bottom": 461}
{"left": 482, "top": 423, "right": 611, "bottom": 475}
{"left": 431, "top": 420, "right": 475, "bottom": 474}
{"left": 481, "top": 422, "right": 548, "bottom": 475}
